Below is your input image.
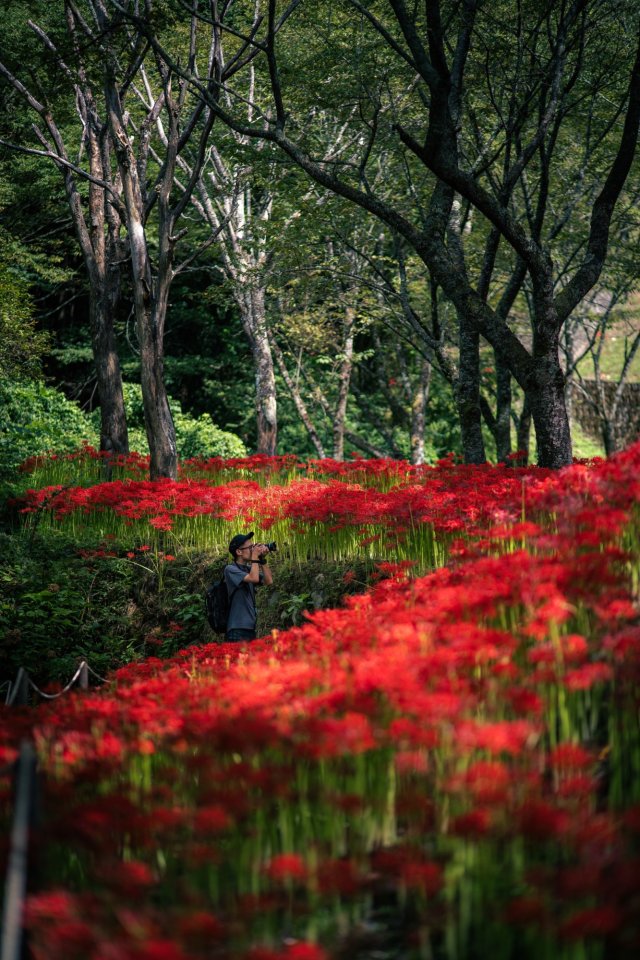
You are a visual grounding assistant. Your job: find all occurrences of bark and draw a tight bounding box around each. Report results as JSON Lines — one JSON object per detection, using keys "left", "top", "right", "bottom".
{"left": 601, "top": 418, "right": 616, "bottom": 458}
{"left": 494, "top": 360, "right": 512, "bottom": 463}
{"left": 89, "top": 281, "right": 128, "bottom": 454}
{"left": 333, "top": 304, "right": 355, "bottom": 460}
{"left": 238, "top": 286, "right": 277, "bottom": 455}
{"left": 0, "top": 40, "right": 129, "bottom": 456}
{"left": 410, "top": 358, "right": 431, "bottom": 465}
{"left": 104, "top": 54, "right": 178, "bottom": 479}
{"left": 108, "top": 147, "right": 177, "bottom": 476}
{"left": 457, "top": 312, "right": 486, "bottom": 463}
{"left": 187, "top": 158, "right": 279, "bottom": 454}
{"left": 516, "top": 396, "right": 532, "bottom": 465}
{"left": 87, "top": 126, "right": 128, "bottom": 455}
{"left": 526, "top": 357, "right": 573, "bottom": 468}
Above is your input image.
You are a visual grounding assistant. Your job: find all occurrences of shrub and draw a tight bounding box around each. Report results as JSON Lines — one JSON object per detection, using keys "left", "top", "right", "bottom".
{"left": 96, "top": 383, "right": 246, "bottom": 459}
{"left": 0, "top": 378, "right": 97, "bottom": 484}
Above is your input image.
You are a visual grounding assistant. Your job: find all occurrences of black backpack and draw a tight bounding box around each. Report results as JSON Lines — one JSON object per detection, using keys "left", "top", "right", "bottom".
{"left": 205, "top": 572, "right": 239, "bottom": 633}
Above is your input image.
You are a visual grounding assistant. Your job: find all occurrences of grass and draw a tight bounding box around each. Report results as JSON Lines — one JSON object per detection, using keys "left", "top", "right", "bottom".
{"left": 570, "top": 420, "right": 605, "bottom": 459}
{"left": 574, "top": 307, "right": 640, "bottom": 383}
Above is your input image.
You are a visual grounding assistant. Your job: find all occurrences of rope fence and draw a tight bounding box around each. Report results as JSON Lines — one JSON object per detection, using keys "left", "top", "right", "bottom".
{"left": 1, "top": 660, "right": 110, "bottom": 960}
{"left": 4, "top": 659, "right": 111, "bottom": 707}
{"left": 1, "top": 742, "right": 36, "bottom": 960}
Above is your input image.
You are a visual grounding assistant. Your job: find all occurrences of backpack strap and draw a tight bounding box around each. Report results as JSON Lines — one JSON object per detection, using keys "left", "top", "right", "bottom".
{"left": 226, "top": 561, "right": 246, "bottom": 611}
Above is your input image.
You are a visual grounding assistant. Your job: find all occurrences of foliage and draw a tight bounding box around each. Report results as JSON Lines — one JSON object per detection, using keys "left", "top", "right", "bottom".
{"left": 97, "top": 382, "right": 247, "bottom": 459}
{"left": 0, "top": 522, "right": 373, "bottom": 686}
{"left": 0, "top": 261, "right": 50, "bottom": 380}
{"left": 0, "top": 529, "right": 140, "bottom": 685}
{"left": 0, "top": 378, "right": 97, "bottom": 487}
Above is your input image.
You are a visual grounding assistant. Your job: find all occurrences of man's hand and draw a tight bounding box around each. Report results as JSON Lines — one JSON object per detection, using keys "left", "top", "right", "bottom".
{"left": 246, "top": 543, "right": 272, "bottom": 585}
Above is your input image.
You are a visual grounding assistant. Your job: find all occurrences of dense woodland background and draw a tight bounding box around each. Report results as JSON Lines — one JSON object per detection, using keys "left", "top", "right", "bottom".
{"left": 2, "top": 0, "right": 640, "bottom": 482}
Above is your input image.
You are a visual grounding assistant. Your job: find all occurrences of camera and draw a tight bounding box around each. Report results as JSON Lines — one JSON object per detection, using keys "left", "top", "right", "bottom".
{"left": 259, "top": 541, "right": 277, "bottom": 553}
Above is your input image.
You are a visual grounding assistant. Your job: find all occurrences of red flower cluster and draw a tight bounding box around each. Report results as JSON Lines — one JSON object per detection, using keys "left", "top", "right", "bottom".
{"left": 2, "top": 441, "right": 640, "bottom": 958}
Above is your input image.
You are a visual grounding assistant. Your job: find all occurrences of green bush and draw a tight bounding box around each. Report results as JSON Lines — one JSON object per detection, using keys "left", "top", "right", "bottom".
{"left": 0, "top": 529, "right": 142, "bottom": 685}
{"left": 0, "top": 524, "right": 374, "bottom": 688}
{"left": 0, "top": 378, "right": 97, "bottom": 483}
{"left": 0, "top": 262, "right": 50, "bottom": 381}
{"left": 96, "top": 383, "right": 247, "bottom": 459}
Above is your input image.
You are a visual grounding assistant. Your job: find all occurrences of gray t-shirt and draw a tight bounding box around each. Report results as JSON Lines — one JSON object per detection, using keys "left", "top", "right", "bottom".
{"left": 224, "top": 562, "right": 264, "bottom": 631}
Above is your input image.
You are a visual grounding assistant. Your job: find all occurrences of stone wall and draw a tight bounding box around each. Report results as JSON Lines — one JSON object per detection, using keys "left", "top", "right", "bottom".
{"left": 572, "top": 380, "right": 640, "bottom": 449}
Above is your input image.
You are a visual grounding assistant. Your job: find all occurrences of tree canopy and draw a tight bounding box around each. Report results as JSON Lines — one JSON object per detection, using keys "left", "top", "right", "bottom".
{"left": 1, "top": 0, "right": 639, "bottom": 472}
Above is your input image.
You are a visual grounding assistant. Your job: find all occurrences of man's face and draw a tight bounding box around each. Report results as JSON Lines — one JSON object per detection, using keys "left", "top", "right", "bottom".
{"left": 236, "top": 540, "right": 254, "bottom": 561}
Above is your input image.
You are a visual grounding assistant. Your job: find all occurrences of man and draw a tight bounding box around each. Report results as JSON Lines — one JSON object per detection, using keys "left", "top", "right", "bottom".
{"left": 224, "top": 532, "right": 273, "bottom": 642}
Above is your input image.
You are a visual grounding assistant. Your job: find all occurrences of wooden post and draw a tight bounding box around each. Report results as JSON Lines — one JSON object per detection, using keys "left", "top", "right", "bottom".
{"left": 78, "top": 662, "right": 89, "bottom": 691}
{"left": 5, "top": 670, "right": 29, "bottom": 707}
{"left": 1, "top": 740, "right": 37, "bottom": 960}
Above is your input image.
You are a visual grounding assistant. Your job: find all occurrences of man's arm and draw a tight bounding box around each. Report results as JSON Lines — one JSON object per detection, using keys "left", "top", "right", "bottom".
{"left": 243, "top": 544, "right": 268, "bottom": 583}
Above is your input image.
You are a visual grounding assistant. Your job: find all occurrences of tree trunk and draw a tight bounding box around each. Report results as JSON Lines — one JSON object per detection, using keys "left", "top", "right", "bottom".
{"left": 410, "top": 358, "right": 431, "bottom": 465}
{"left": 239, "top": 286, "right": 277, "bottom": 455}
{"left": 128, "top": 227, "right": 178, "bottom": 479}
{"left": 65, "top": 118, "right": 130, "bottom": 457}
{"left": 495, "top": 359, "right": 512, "bottom": 463}
{"left": 139, "top": 326, "right": 177, "bottom": 479}
{"left": 516, "top": 396, "right": 532, "bottom": 465}
{"left": 601, "top": 417, "right": 616, "bottom": 458}
{"left": 457, "top": 313, "right": 486, "bottom": 463}
{"left": 89, "top": 282, "right": 128, "bottom": 455}
{"left": 333, "top": 304, "right": 355, "bottom": 460}
{"left": 527, "top": 359, "right": 573, "bottom": 468}
{"left": 106, "top": 79, "right": 178, "bottom": 479}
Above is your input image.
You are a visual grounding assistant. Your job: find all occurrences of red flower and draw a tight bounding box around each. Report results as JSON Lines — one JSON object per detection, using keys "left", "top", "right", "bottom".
{"left": 193, "top": 805, "right": 231, "bottom": 834}
{"left": 559, "top": 905, "right": 623, "bottom": 940}
{"left": 563, "top": 663, "right": 613, "bottom": 691}
{"left": 400, "top": 860, "right": 443, "bottom": 894}
{"left": 549, "top": 743, "right": 594, "bottom": 769}
{"left": 450, "top": 809, "right": 491, "bottom": 837}
{"left": 285, "top": 944, "right": 329, "bottom": 960}
{"left": 519, "top": 801, "right": 570, "bottom": 840}
{"left": 504, "top": 895, "right": 547, "bottom": 925}
{"left": 264, "top": 853, "right": 307, "bottom": 882}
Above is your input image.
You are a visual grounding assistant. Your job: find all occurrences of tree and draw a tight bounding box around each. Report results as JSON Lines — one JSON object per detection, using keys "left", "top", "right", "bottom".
{"left": 94, "top": 0, "right": 301, "bottom": 473}
{"left": 148, "top": 0, "right": 640, "bottom": 467}
{"left": 0, "top": 258, "right": 50, "bottom": 381}
{"left": 0, "top": 4, "right": 129, "bottom": 454}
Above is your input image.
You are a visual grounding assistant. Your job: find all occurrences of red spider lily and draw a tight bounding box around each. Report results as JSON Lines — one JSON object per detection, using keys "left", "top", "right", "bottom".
{"left": 449, "top": 808, "right": 493, "bottom": 837}
{"left": 245, "top": 945, "right": 328, "bottom": 960}
{"left": 549, "top": 743, "right": 594, "bottom": 769}
{"left": 264, "top": 853, "right": 307, "bottom": 882}
{"left": 503, "top": 895, "right": 548, "bottom": 926}
{"left": 316, "top": 858, "right": 361, "bottom": 896}
{"left": 518, "top": 800, "right": 571, "bottom": 840}
{"left": 97, "top": 860, "right": 156, "bottom": 896}
{"left": 455, "top": 719, "right": 540, "bottom": 755}
{"left": 399, "top": 859, "right": 443, "bottom": 894}
{"left": 174, "top": 911, "right": 225, "bottom": 945}
{"left": 192, "top": 805, "right": 232, "bottom": 834}
{"left": 24, "top": 890, "right": 82, "bottom": 923}
{"left": 558, "top": 905, "right": 624, "bottom": 940}
{"left": 563, "top": 663, "right": 613, "bottom": 691}
{"left": 5, "top": 441, "right": 640, "bottom": 958}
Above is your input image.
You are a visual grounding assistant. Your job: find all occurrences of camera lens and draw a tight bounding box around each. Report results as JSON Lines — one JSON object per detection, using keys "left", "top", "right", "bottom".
{"left": 267, "top": 541, "right": 277, "bottom": 552}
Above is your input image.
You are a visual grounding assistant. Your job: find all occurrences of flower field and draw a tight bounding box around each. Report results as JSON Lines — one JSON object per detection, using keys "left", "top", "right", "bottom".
{"left": 17, "top": 445, "right": 554, "bottom": 569}
{"left": 2, "top": 444, "right": 640, "bottom": 960}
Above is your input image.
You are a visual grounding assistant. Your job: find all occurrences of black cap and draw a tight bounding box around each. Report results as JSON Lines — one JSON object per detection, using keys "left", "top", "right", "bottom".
{"left": 229, "top": 532, "right": 254, "bottom": 556}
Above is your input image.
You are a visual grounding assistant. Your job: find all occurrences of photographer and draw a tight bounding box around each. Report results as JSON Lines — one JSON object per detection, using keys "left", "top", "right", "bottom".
{"left": 224, "top": 532, "right": 274, "bottom": 642}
